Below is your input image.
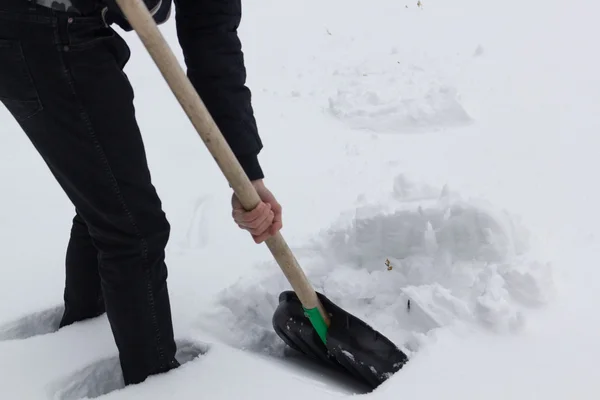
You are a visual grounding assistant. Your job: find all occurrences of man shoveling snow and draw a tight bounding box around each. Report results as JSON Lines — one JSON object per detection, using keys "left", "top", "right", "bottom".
{"left": 0, "top": 0, "right": 282, "bottom": 386}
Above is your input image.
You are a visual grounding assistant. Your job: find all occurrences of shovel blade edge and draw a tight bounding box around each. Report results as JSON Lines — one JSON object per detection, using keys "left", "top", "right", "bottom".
{"left": 273, "top": 290, "right": 408, "bottom": 389}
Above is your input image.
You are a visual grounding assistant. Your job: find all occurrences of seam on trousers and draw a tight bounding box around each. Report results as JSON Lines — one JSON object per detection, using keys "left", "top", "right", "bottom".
{"left": 54, "top": 22, "right": 166, "bottom": 368}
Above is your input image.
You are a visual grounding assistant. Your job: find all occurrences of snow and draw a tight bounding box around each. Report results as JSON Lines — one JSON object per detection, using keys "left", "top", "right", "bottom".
{"left": 1, "top": 0, "right": 600, "bottom": 399}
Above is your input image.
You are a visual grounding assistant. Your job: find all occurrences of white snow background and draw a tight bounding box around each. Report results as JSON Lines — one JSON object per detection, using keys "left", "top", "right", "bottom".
{"left": 1, "top": 0, "right": 599, "bottom": 399}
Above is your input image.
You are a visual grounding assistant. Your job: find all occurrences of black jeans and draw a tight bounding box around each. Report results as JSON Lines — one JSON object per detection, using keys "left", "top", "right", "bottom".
{"left": 0, "top": 1, "right": 179, "bottom": 385}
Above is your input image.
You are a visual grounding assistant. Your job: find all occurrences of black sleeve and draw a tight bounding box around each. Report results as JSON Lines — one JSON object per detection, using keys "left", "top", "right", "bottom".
{"left": 173, "top": 0, "right": 264, "bottom": 180}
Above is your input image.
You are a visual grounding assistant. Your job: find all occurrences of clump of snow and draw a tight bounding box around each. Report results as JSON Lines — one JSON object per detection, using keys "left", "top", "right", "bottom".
{"left": 195, "top": 175, "right": 555, "bottom": 359}
{"left": 327, "top": 63, "right": 472, "bottom": 134}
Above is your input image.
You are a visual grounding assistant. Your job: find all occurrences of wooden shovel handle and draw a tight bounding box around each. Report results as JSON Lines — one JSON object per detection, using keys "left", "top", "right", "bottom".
{"left": 114, "top": 0, "right": 330, "bottom": 325}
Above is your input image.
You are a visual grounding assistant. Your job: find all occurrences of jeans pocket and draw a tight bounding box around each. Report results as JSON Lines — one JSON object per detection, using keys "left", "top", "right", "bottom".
{"left": 0, "top": 39, "right": 43, "bottom": 122}
{"left": 67, "top": 22, "right": 117, "bottom": 52}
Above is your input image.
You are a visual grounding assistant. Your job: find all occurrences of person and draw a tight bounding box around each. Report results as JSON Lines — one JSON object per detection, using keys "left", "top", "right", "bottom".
{"left": 0, "top": 0, "right": 282, "bottom": 387}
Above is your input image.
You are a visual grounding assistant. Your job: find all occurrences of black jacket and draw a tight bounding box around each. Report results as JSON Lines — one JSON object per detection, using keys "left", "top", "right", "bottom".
{"left": 174, "top": 0, "right": 264, "bottom": 180}
{"left": 73, "top": 0, "right": 264, "bottom": 180}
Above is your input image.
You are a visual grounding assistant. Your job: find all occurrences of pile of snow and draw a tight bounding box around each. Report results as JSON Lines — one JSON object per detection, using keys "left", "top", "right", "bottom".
{"left": 194, "top": 175, "right": 555, "bottom": 360}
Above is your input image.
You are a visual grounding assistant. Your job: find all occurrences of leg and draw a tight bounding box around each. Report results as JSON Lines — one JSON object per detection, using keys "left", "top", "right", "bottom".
{"left": 60, "top": 212, "right": 105, "bottom": 328}
{"left": 0, "top": 5, "right": 178, "bottom": 385}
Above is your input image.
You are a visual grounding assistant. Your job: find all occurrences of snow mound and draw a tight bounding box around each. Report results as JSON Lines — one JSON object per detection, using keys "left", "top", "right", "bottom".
{"left": 194, "top": 176, "right": 555, "bottom": 360}
{"left": 326, "top": 61, "right": 472, "bottom": 134}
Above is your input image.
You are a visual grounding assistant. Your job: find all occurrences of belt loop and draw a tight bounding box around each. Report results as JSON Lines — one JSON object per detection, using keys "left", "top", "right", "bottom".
{"left": 27, "top": 0, "right": 38, "bottom": 11}
{"left": 56, "top": 14, "right": 72, "bottom": 50}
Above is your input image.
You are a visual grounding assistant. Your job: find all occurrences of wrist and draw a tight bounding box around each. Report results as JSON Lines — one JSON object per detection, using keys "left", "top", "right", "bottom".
{"left": 251, "top": 179, "right": 264, "bottom": 186}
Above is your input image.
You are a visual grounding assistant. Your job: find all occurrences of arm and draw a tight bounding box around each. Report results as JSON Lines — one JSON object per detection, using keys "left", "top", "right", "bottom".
{"left": 173, "top": 0, "right": 264, "bottom": 181}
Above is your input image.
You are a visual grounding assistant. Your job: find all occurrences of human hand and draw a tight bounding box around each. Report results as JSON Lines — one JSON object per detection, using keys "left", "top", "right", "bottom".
{"left": 231, "top": 180, "right": 283, "bottom": 243}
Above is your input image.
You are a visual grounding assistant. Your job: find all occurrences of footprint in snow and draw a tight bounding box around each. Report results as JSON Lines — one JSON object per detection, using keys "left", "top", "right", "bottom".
{"left": 0, "top": 305, "right": 64, "bottom": 341}
{"left": 49, "top": 338, "right": 207, "bottom": 400}
{"left": 174, "top": 195, "right": 214, "bottom": 251}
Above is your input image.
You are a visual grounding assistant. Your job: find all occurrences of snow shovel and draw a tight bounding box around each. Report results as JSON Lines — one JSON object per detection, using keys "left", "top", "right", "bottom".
{"left": 114, "top": 0, "right": 409, "bottom": 390}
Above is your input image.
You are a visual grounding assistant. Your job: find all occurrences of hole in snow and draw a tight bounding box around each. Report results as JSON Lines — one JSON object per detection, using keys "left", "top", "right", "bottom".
{"left": 48, "top": 339, "right": 207, "bottom": 400}
{"left": 0, "top": 305, "right": 63, "bottom": 341}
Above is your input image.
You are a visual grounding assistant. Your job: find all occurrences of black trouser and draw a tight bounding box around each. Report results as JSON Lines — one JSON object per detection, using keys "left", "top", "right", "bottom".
{"left": 0, "top": 1, "right": 179, "bottom": 385}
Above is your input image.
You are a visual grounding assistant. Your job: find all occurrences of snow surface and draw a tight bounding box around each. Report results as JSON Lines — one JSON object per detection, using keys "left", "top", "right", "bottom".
{"left": 1, "top": 0, "right": 600, "bottom": 398}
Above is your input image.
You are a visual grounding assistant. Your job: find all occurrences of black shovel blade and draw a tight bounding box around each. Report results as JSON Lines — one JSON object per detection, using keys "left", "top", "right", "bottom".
{"left": 273, "top": 290, "right": 409, "bottom": 390}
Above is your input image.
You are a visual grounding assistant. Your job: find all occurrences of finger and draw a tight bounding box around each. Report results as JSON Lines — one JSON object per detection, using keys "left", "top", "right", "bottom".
{"left": 247, "top": 210, "right": 274, "bottom": 236}
{"left": 232, "top": 202, "right": 267, "bottom": 222}
{"left": 270, "top": 202, "right": 282, "bottom": 233}
{"left": 267, "top": 201, "right": 281, "bottom": 219}
{"left": 233, "top": 202, "right": 271, "bottom": 225}
{"left": 239, "top": 207, "right": 273, "bottom": 231}
{"left": 254, "top": 214, "right": 279, "bottom": 243}
{"left": 252, "top": 229, "right": 273, "bottom": 244}
{"left": 238, "top": 210, "right": 272, "bottom": 235}
{"left": 269, "top": 219, "right": 283, "bottom": 235}
{"left": 252, "top": 211, "right": 274, "bottom": 236}
{"left": 270, "top": 201, "right": 282, "bottom": 216}
{"left": 233, "top": 204, "right": 267, "bottom": 227}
